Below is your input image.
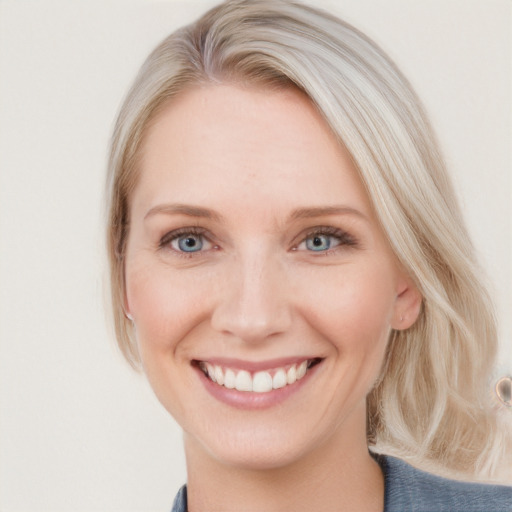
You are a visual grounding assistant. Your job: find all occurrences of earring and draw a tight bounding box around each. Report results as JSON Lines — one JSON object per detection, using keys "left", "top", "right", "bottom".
{"left": 496, "top": 376, "right": 512, "bottom": 407}
{"left": 125, "top": 311, "right": 133, "bottom": 321}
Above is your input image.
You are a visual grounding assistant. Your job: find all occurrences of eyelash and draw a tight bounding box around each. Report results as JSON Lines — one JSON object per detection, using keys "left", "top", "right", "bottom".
{"left": 159, "top": 227, "right": 213, "bottom": 258}
{"left": 158, "top": 226, "right": 358, "bottom": 257}
{"left": 294, "top": 226, "right": 358, "bottom": 254}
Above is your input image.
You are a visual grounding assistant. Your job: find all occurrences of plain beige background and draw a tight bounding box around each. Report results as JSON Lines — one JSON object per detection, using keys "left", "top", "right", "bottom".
{"left": 0, "top": 0, "right": 510, "bottom": 510}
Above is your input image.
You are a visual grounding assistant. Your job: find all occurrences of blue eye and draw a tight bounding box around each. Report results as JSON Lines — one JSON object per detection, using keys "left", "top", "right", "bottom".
{"left": 160, "top": 228, "right": 215, "bottom": 256}
{"left": 172, "top": 234, "right": 204, "bottom": 252}
{"left": 305, "top": 234, "right": 333, "bottom": 251}
{"left": 296, "top": 227, "right": 357, "bottom": 253}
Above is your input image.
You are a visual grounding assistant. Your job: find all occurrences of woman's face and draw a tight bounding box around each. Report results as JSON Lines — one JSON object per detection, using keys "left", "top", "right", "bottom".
{"left": 124, "top": 84, "right": 420, "bottom": 470}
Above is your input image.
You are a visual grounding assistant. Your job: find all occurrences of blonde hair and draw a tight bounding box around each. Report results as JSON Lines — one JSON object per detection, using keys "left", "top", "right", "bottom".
{"left": 106, "top": 0, "right": 510, "bottom": 480}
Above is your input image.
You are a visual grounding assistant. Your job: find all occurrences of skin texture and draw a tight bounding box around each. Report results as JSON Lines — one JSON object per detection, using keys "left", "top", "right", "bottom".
{"left": 124, "top": 84, "right": 422, "bottom": 511}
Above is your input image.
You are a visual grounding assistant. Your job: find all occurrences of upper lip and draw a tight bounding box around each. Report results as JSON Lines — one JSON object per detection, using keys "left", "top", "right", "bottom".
{"left": 192, "top": 356, "right": 322, "bottom": 372}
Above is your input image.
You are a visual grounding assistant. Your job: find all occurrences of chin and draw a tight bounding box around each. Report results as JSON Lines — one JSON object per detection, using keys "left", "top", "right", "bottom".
{"left": 187, "top": 425, "right": 323, "bottom": 472}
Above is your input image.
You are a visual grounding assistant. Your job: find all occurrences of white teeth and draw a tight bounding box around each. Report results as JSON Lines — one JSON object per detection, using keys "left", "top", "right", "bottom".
{"left": 235, "top": 370, "right": 252, "bottom": 392}
{"left": 206, "top": 363, "right": 216, "bottom": 383}
{"left": 297, "top": 360, "right": 307, "bottom": 380}
{"left": 286, "top": 365, "right": 297, "bottom": 385}
{"left": 253, "top": 371, "right": 273, "bottom": 393}
{"left": 214, "top": 365, "right": 224, "bottom": 385}
{"left": 272, "top": 369, "right": 287, "bottom": 389}
{"left": 224, "top": 369, "right": 236, "bottom": 389}
{"left": 200, "top": 360, "right": 318, "bottom": 393}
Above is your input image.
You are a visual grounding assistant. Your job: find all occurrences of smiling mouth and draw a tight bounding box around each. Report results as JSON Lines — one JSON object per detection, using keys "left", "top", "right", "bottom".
{"left": 195, "top": 358, "right": 322, "bottom": 393}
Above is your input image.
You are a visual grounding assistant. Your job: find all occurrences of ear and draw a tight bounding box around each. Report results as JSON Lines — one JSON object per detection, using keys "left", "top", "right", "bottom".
{"left": 391, "top": 274, "right": 422, "bottom": 330}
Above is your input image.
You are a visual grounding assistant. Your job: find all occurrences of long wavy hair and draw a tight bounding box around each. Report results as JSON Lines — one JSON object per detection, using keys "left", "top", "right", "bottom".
{"left": 106, "top": 0, "right": 510, "bottom": 481}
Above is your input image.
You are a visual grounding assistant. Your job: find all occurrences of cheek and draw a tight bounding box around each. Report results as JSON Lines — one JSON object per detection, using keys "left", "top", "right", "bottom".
{"left": 299, "top": 264, "right": 396, "bottom": 354}
{"left": 124, "top": 260, "right": 214, "bottom": 420}
{"left": 125, "top": 259, "right": 210, "bottom": 356}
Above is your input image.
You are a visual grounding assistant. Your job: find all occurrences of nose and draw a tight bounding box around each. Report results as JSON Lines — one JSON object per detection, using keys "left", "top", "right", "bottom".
{"left": 210, "top": 247, "right": 292, "bottom": 343}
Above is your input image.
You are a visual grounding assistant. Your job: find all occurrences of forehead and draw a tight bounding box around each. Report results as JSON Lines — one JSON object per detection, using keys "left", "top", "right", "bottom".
{"left": 132, "top": 83, "right": 372, "bottom": 218}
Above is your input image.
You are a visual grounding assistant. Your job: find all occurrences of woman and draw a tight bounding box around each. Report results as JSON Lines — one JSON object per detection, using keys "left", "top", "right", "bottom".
{"left": 106, "top": 1, "right": 512, "bottom": 510}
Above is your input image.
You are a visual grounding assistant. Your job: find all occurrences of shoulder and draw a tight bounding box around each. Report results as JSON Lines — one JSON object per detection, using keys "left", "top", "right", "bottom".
{"left": 377, "top": 454, "right": 512, "bottom": 512}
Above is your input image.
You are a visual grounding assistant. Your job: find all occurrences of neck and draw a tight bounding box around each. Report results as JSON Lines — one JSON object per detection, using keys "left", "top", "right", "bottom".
{"left": 184, "top": 407, "right": 384, "bottom": 512}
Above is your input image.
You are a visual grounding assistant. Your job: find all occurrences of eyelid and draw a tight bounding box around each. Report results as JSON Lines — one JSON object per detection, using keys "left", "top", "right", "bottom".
{"left": 159, "top": 226, "right": 216, "bottom": 256}
{"left": 157, "top": 225, "right": 358, "bottom": 256}
{"left": 159, "top": 226, "right": 204, "bottom": 246}
{"left": 293, "top": 226, "right": 358, "bottom": 251}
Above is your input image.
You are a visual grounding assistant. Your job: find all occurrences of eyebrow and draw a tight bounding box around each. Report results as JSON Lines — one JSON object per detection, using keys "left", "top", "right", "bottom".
{"left": 144, "top": 203, "right": 367, "bottom": 223}
{"left": 144, "top": 203, "right": 223, "bottom": 222}
{"left": 289, "top": 206, "right": 368, "bottom": 222}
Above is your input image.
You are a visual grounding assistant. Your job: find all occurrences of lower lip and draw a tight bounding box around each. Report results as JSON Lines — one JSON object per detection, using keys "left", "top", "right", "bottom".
{"left": 194, "top": 362, "right": 321, "bottom": 410}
